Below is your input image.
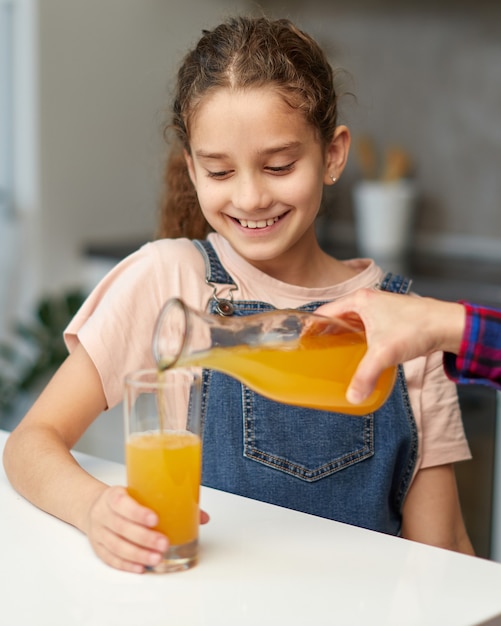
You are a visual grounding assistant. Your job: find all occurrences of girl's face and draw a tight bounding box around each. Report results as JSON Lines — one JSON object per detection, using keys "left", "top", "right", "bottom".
{"left": 185, "top": 86, "right": 348, "bottom": 277}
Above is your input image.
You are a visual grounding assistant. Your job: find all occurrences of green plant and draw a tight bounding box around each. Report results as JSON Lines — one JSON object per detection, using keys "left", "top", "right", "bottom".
{"left": 0, "top": 288, "right": 87, "bottom": 416}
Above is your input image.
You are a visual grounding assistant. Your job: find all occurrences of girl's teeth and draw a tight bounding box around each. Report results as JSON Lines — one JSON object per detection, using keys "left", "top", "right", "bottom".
{"left": 239, "top": 217, "right": 279, "bottom": 229}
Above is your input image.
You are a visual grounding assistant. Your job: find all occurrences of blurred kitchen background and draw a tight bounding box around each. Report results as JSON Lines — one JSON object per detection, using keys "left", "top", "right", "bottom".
{"left": 0, "top": 0, "right": 500, "bottom": 560}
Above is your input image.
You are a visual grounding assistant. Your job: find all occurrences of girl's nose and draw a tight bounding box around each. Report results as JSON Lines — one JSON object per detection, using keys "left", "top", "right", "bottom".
{"left": 232, "top": 174, "right": 272, "bottom": 213}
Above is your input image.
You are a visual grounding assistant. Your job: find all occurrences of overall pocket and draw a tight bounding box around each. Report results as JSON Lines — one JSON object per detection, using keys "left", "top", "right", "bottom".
{"left": 242, "top": 387, "right": 374, "bottom": 482}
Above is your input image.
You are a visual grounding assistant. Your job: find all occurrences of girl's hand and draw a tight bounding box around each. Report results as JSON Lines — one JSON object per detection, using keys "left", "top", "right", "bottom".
{"left": 85, "top": 486, "right": 168, "bottom": 573}
{"left": 84, "top": 486, "right": 210, "bottom": 573}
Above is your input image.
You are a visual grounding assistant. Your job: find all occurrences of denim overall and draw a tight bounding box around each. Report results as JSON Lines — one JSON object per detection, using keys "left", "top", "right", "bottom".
{"left": 193, "top": 239, "right": 418, "bottom": 535}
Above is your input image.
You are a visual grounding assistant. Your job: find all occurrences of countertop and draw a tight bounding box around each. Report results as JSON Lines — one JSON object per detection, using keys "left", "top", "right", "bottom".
{"left": 2, "top": 429, "right": 501, "bottom": 626}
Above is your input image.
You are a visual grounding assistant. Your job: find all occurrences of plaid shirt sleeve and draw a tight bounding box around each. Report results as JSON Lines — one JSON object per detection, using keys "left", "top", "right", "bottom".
{"left": 443, "top": 301, "right": 501, "bottom": 390}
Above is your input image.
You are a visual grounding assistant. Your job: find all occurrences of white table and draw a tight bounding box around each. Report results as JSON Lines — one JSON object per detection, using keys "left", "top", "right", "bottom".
{"left": 2, "top": 430, "right": 501, "bottom": 626}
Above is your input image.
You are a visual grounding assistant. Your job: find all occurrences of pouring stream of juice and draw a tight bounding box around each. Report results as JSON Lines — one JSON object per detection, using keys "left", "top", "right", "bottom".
{"left": 153, "top": 299, "right": 396, "bottom": 416}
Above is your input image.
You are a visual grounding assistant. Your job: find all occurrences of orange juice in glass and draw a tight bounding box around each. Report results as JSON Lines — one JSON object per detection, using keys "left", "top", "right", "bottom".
{"left": 124, "top": 368, "right": 202, "bottom": 573}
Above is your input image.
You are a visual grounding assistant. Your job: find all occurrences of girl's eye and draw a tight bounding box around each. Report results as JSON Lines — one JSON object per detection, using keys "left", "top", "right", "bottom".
{"left": 266, "top": 161, "right": 295, "bottom": 174}
{"left": 205, "top": 161, "right": 296, "bottom": 179}
{"left": 207, "top": 170, "right": 231, "bottom": 179}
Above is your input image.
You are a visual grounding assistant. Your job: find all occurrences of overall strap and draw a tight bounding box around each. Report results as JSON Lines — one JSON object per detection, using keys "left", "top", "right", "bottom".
{"left": 193, "top": 239, "right": 238, "bottom": 315}
{"left": 378, "top": 272, "right": 412, "bottom": 295}
{"left": 193, "top": 239, "right": 237, "bottom": 287}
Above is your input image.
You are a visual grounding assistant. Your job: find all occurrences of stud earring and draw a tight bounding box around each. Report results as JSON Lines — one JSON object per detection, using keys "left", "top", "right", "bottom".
{"left": 330, "top": 175, "right": 337, "bottom": 184}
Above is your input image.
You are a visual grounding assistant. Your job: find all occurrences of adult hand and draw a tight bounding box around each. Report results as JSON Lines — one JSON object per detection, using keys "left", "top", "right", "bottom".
{"left": 316, "top": 289, "right": 465, "bottom": 405}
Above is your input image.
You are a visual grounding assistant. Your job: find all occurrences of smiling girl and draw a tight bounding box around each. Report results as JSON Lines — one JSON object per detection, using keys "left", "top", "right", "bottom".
{"left": 3, "top": 16, "right": 473, "bottom": 573}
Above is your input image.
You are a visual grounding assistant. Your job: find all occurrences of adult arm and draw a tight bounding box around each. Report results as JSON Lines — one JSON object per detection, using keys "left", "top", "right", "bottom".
{"left": 444, "top": 301, "right": 501, "bottom": 389}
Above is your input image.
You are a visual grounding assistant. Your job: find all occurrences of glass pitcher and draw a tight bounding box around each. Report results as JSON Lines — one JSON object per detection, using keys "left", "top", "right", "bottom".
{"left": 152, "top": 298, "right": 396, "bottom": 415}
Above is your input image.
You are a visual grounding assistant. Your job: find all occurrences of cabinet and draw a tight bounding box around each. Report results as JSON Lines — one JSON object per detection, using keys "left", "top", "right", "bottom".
{"left": 455, "top": 385, "right": 498, "bottom": 559}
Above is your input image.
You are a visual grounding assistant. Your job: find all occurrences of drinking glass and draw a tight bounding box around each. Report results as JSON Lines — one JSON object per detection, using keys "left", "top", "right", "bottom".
{"left": 124, "top": 368, "right": 202, "bottom": 573}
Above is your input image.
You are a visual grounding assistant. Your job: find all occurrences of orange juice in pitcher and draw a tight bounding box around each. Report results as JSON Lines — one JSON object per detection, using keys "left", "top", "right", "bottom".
{"left": 153, "top": 298, "right": 396, "bottom": 415}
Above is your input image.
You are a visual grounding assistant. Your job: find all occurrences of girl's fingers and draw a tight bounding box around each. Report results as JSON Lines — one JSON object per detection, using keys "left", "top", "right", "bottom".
{"left": 87, "top": 486, "right": 169, "bottom": 571}
{"left": 106, "top": 486, "right": 158, "bottom": 527}
{"left": 88, "top": 486, "right": 209, "bottom": 573}
{"left": 94, "top": 525, "right": 167, "bottom": 573}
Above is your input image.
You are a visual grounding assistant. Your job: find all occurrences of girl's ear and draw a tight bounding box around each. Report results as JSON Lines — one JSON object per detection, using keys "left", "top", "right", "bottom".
{"left": 324, "top": 125, "right": 351, "bottom": 185}
{"left": 184, "top": 149, "right": 197, "bottom": 187}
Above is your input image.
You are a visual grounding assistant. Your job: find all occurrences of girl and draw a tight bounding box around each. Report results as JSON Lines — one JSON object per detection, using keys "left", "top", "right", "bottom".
{"left": 3, "top": 16, "right": 474, "bottom": 573}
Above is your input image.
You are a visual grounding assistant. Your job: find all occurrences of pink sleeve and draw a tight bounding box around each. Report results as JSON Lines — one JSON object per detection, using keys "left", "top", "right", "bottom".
{"left": 64, "top": 244, "right": 164, "bottom": 408}
{"left": 64, "top": 239, "right": 208, "bottom": 409}
{"left": 404, "top": 350, "right": 471, "bottom": 474}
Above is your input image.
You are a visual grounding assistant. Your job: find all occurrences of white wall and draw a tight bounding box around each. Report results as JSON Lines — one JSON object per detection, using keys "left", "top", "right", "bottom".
{"left": 0, "top": 0, "right": 16, "bottom": 336}
{"left": 11, "top": 0, "right": 247, "bottom": 315}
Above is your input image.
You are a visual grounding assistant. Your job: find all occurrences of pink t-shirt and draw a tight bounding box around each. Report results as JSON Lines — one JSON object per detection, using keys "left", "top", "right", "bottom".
{"left": 65, "top": 232, "right": 471, "bottom": 475}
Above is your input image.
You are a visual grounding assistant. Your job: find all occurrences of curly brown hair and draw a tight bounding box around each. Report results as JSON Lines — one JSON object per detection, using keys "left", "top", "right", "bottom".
{"left": 157, "top": 16, "right": 340, "bottom": 240}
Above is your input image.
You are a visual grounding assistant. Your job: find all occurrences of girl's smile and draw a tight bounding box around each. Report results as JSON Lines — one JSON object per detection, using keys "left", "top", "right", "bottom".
{"left": 231, "top": 209, "right": 289, "bottom": 231}
{"left": 235, "top": 214, "right": 282, "bottom": 229}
